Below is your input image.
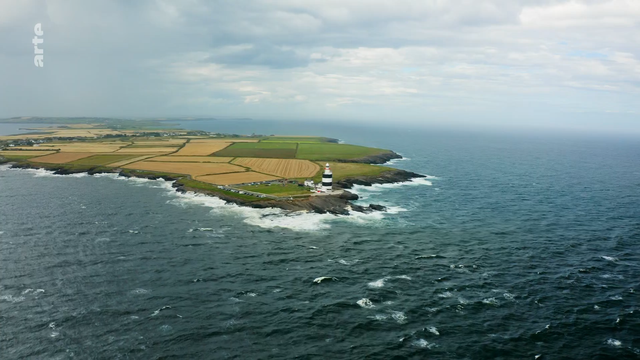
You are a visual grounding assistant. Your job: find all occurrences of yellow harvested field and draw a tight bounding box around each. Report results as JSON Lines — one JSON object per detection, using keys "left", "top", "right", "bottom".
{"left": 0, "top": 150, "right": 56, "bottom": 156}
{"left": 146, "top": 156, "right": 233, "bottom": 163}
{"left": 107, "top": 155, "right": 158, "bottom": 167}
{"left": 38, "top": 143, "right": 126, "bottom": 153}
{"left": 5, "top": 147, "right": 59, "bottom": 151}
{"left": 173, "top": 140, "right": 232, "bottom": 156}
{"left": 233, "top": 158, "right": 320, "bottom": 178}
{"left": 30, "top": 152, "right": 96, "bottom": 164}
{"left": 132, "top": 139, "right": 187, "bottom": 146}
{"left": 115, "top": 147, "right": 179, "bottom": 153}
{"left": 123, "top": 161, "right": 245, "bottom": 177}
{"left": 189, "top": 139, "right": 259, "bottom": 143}
{"left": 196, "top": 172, "right": 280, "bottom": 185}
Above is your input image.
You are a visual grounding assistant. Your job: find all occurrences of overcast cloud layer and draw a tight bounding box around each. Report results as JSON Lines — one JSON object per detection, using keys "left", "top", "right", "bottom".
{"left": 0, "top": 0, "right": 639, "bottom": 132}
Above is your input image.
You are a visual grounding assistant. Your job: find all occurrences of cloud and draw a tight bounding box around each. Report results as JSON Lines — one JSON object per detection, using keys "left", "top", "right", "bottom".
{"left": 0, "top": 0, "right": 638, "bottom": 133}
{"left": 205, "top": 44, "right": 320, "bottom": 69}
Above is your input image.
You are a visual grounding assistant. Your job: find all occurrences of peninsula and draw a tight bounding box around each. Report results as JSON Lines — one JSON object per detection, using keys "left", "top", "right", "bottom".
{"left": 0, "top": 119, "right": 423, "bottom": 215}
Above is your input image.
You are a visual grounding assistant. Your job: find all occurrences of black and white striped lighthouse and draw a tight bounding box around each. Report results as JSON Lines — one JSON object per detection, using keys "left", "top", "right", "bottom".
{"left": 322, "top": 163, "right": 333, "bottom": 192}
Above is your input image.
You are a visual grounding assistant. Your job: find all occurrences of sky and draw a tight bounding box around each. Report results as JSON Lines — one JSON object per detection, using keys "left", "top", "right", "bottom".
{"left": 0, "top": 0, "right": 639, "bottom": 133}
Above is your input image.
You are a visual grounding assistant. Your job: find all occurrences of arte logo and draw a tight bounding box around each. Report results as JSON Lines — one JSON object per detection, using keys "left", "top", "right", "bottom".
{"left": 33, "top": 23, "right": 44, "bottom": 67}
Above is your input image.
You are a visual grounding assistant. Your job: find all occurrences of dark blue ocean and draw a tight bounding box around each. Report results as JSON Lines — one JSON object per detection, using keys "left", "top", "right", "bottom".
{"left": 1, "top": 121, "right": 639, "bottom": 359}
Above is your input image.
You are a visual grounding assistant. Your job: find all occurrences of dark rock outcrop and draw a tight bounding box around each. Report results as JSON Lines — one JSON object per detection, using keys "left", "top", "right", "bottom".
{"left": 369, "top": 204, "right": 387, "bottom": 211}
{"left": 336, "top": 169, "right": 424, "bottom": 189}
{"left": 339, "top": 191, "right": 359, "bottom": 201}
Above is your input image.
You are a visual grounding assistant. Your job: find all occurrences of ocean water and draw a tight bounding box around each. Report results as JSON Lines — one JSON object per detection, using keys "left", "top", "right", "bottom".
{"left": 1, "top": 122, "right": 639, "bottom": 359}
{"left": 0, "top": 123, "right": 57, "bottom": 136}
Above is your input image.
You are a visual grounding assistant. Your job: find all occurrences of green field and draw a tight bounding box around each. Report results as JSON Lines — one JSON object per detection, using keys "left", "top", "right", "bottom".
{"left": 239, "top": 183, "right": 311, "bottom": 196}
{"left": 262, "top": 136, "right": 332, "bottom": 143}
{"left": 0, "top": 153, "right": 44, "bottom": 160}
{"left": 177, "top": 179, "right": 262, "bottom": 202}
{"left": 313, "top": 162, "right": 394, "bottom": 182}
{"left": 214, "top": 142, "right": 297, "bottom": 158}
{"left": 296, "top": 143, "right": 389, "bottom": 161}
{"left": 69, "top": 154, "right": 140, "bottom": 166}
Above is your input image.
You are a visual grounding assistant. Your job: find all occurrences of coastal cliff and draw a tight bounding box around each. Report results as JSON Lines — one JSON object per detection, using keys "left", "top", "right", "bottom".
{"left": 341, "top": 151, "right": 402, "bottom": 164}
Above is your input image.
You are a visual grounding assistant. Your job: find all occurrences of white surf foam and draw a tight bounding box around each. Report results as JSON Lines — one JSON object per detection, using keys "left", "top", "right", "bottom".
{"left": 338, "top": 259, "right": 359, "bottom": 265}
{"left": 390, "top": 310, "right": 407, "bottom": 324}
{"left": 0, "top": 295, "right": 25, "bottom": 303}
{"left": 607, "top": 338, "right": 622, "bottom": 347}
{"left": 357, "top": 298, "right": 375, "bottom": 308}
{"left": 381, "top": 156, "right": 410, "bottom": 166}
{"left": 368, "top": 278, "right": 386, "bottom": 288}
{"left": 92, "top": 172, "right": 121, "bottom": 179}
{"left": 601, "top": 274, "right": 624, "bottom": 279}
{"left": 368, "top": 314, "right": 389, "bottom": 321}
{"left": 482, "top": 297, "right": 499, "bottom": 305}
{"left": 602, "top": 256, "right": 619, "bottom": 262}
{"left": 150, "top": 305, "right": 172, "bottom": 316}
{"left": 187, "top": 227, "right": 215, "bottom": 232}
{"left": 426, "top": 326, "right": 440, "bottom": 335}
{"left": 351, "top": 177, "right": 434, "bottom": 195}
{"left": 367, "top": 275, "right": 412, "bottom": 288}
{"left": 166, "top": 190, "right": 336, "bottom": 232}
{"left": 313, "top": 276, "right": 337, "bottom": 284}
{"left": 12, "top": 167, "right": 89, "bottom": 178}
{"left": 8, "top": 165, "right": 407, "bottom": 232}
{"left": 412, "top": 339, "right": 436, "bottom": 349}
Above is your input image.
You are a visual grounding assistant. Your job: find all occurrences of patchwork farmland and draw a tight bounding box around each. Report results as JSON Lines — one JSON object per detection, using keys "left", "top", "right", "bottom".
{"left": 213, "top": 142, "right": 297, "bottom": 158}
{"left": 69, "top": 154, "right": 140, "bottom": 166}
{"left": 2, "top": 128, "right": 398, "bottom": 197}
{"left": 30, "top": 152, "right": 96, "bottom": 164}
{"left": 123, "top": 161, "right": 245, "bottom": 177}
{"left": 173, "top": 140, "right": 234, "bottom": 156}
{"left": 232, "top": 158, "right": 319, "bottom": 178}
{"left": 147, "top": 156, "right": 234, "bottom": 163}
{"left": 196, "top": 172, "right": 279, "bottom": 185}
{"left": 115, "top": 147, "right": 179, "bottom": 154}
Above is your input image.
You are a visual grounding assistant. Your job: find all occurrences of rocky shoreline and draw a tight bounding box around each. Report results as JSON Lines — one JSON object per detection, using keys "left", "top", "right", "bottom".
{"left": 3, "top": 158, "right": 424, "bottom": 216}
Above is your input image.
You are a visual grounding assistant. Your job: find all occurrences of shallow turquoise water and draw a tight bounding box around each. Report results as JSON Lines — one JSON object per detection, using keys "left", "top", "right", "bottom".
{"left": 1, "top": 123, "right": 639, "bottom": 359}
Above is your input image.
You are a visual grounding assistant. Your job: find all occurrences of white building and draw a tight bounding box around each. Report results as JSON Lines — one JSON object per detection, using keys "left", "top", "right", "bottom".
{"left": 304, "top": 179, "right": 314, "bottom": 187}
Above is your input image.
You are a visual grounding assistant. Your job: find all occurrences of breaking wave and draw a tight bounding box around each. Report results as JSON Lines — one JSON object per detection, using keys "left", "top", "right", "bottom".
{"left": 351, "top": 176, "right": 435, "bottom": 195}
{"left": 367, "top": 275, "right": 412, "bottom": 288}
{"left": 2, "top": 166, "right": 89, "bottom": 178}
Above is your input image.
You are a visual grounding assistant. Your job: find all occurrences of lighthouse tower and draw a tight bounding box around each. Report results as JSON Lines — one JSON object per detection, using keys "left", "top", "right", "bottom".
{"left": 322, "top": 163, "right": 333, "bottom": 192}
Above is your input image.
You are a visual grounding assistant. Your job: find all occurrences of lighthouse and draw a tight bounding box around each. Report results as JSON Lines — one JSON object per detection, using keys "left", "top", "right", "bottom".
{"left": 322, "top": 163, "right": 333, "bottom": 192}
